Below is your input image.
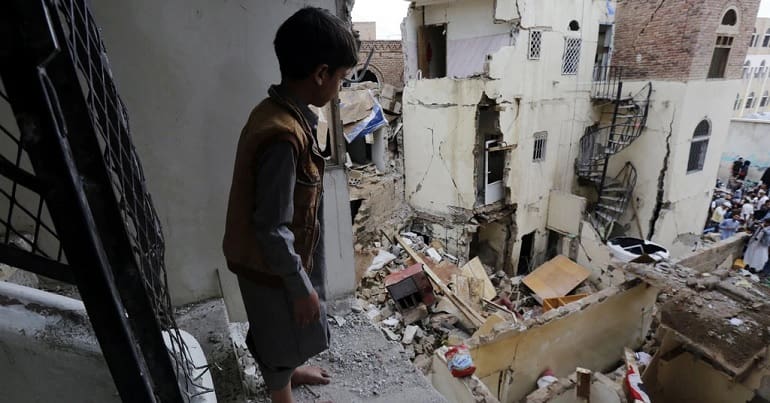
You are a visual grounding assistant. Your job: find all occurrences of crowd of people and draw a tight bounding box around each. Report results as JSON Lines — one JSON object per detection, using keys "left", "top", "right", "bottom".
{"left": 706, "top": 157, "right": 770, "bottom": 276}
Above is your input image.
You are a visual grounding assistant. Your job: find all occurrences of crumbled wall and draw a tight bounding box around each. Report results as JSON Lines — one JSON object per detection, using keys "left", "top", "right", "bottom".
{"left": 672, "top": 233, "right": 748, "bottom": 273}
{"left": 468, "top": 282, "right": 658, "bottom": 403}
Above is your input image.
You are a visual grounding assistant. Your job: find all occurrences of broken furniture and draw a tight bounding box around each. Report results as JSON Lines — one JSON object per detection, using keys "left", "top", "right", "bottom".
{"left": 522, "top": 255, "right": 591, "bottom": 304}
{"left": 385, "top": 263, "right": 435, "bottom": 315}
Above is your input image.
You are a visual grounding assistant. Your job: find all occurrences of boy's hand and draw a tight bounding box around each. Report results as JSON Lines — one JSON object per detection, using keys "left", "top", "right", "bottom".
{"left": 293, "top": 290, "right": 320, "bottom": 327}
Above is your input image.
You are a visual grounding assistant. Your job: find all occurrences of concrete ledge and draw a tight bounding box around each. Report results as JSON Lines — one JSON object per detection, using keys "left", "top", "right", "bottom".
{"left": 0, "top": 281, "right": 215, "bottom": 402}
{"left": 673, "top": 234, "right": 748, "bottom": 273}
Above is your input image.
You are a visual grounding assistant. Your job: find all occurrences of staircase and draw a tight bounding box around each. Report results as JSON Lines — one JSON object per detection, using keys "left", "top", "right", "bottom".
{"left": 577, "top": 66, "right": 652, "bottom": 240}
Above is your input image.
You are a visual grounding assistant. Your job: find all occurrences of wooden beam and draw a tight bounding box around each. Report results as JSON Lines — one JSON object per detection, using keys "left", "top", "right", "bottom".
{"left": 397, "top": 236, "right": 485, "bottom": 327}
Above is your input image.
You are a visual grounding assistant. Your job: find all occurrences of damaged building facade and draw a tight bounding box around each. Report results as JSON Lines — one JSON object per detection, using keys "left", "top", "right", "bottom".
{"left": 400, "top": 0, "right": 760, "bottom": 276}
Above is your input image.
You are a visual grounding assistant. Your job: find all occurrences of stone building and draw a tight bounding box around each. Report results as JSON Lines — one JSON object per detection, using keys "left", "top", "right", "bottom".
{"left": 400, "top": 0, "right": 760, "bottom": 275}
{"left": 353, "top": 21, "right": 406, "bottom": 88}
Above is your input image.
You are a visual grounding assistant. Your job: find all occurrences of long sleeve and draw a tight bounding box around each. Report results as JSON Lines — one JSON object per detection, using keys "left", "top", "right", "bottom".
{"left": 252, "top": 142, "right": 313, "bottom": 299}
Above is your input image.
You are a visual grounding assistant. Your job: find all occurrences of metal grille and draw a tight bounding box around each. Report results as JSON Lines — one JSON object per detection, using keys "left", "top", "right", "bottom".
{"left": 561, "top": 37, "right": 581, "bottom": 75}
{"left": 53, "top": 0, "right": 211, "bottom": 397}
{"left": 528, "top": 30, "right": 542, "bottom": 60}
{"left": 0, "top": 88, "right": 66, "bottom": 268}
{"left": 533, "top": 131, "right": 547, "bottom": 162}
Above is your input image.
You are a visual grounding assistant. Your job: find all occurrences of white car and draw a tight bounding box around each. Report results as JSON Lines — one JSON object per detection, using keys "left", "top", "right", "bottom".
{"left": 607, "top": 237, "right": 670, "bottom": 262}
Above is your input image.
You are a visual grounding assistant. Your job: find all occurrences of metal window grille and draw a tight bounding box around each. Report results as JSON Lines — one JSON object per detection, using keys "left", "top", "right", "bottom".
{"left": 561, "top": 38, "right": 581, "bottom": 75}
{"left": 533, "top": 132, "right": 547, "bottom": 162}
{"left": 0, "top": 89, "right": 68, "bottom": 276}
{"left": 528, "top": 30, "right": 542, "bottom": 60}
{"left": 52, "top": 0, "right": 211, "bottom": 397}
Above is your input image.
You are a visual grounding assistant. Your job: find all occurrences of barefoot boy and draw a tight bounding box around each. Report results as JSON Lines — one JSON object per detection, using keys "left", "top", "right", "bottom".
{"left": 223, "top": 7, "right": 357, "bottom": 402}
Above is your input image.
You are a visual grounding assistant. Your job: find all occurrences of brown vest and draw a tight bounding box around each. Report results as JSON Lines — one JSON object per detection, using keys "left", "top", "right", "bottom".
{"left": 223, "top": 96, "right": 325, "bottom": 287}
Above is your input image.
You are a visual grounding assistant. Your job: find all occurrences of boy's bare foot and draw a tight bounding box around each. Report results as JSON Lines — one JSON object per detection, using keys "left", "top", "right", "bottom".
{"left": 291, "top": 365, "right": 331, "bottom": 386}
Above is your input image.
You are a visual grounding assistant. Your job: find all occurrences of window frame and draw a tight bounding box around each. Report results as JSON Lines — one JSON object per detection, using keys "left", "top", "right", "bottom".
{"left": 763, "top": 28, "right": 770, "bottom": 47}
{"left": 528, "top": 30, "right": 543, "bottom": 60}
{"left": 561, "top": 37, "right": 582, "bottom": 75}
{"left": 532, "top": 131, "right": 547, "bottom": 162}
{"left": 687, "top": 120, "right": 711, "bottom": 173}
{"left": 746, "top": 92, "right": 755, "bottom": 109}
{"left": 760, "top": 91, "right": 769, "bottom": 108}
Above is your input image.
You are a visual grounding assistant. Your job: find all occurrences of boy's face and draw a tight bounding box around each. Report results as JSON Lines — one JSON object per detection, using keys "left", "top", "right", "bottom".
{"left": 310, "top": 65, "right": 351, "bottom": 107}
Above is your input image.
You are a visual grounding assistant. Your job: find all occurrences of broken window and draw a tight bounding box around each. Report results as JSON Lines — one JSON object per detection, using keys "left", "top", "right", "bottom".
{"left": 517, "top": 231, "right": 536, "bottom": 273}
{"left": 761, "top": 91, "right": 769, "bottom": 108}
{"left": 528, "top": 30, "right": 542, "bottom": 60}
{"left": 594, "top": 24, "right": 614, "bottom": 72}
{"left": 687, "top": 120, "right": 710, "bottom": 173}
{"left": 475, "top": 96, "right": 506, "bottom": 206}
{"left": 533, "top": 131, "right": 547, "bottom": 162}
{"left": 562, "top": 38, "right": 581, "bottom": 75}
{"left": 417, "top": 24, "right": 447, "bottom": 79}
{"left": 721, "top": 9, "right": 737, "bottom": 26}
{"left": 746, "top": 92, "right": 755, "bottom": 109}
{"left": 707, "top": 36, "right": 732, "bottom": 79}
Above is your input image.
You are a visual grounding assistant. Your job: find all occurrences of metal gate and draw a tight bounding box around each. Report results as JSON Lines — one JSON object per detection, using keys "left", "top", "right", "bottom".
{"left": 0, "top": 0, "right": 211, "bottom": 401}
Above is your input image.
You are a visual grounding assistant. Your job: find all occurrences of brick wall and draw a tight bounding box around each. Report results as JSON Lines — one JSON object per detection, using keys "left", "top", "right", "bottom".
{"left": 358, "top": 40, "right": 405, "bottom": 88}
{"left": 613, "top": 0, "right": 760, "bottom": 81}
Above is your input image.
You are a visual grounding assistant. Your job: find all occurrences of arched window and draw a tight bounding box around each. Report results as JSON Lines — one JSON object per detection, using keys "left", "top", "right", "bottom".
{"left": 568, "top": 20, "right": 580, "bottom": 31}
{"left": 746, "top": 92, "right": 755, "bottom": 108}
{"left": 757, "top": 60, "right": 767, "bottom": 79}
{"left": 687, "top": 120, "right": 710, "bottom": 172}
{"left": 761, "top": 91, "right": 770, "bottom": 108}
{"left": 743, "top": 61, "right": 752, "bottom": 79}
{"left": 764, "top": 28, "right": 770, "bottom": 47}
{"left": 751, "top": 28, "right": 759, "bottom": 47}
{"left": 721, "top": 9, "right": 737, "bottom": 26}
{"left": 734, "top": 93, "right": 742, "bottom": 110}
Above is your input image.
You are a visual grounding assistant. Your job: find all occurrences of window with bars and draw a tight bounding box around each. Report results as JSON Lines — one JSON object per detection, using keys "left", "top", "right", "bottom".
{"left": 533, "top": 132, "right": 547, "bottom": 162}
{"left": 528, "top": 30, "right": 542, "bottom": 60}
{"left": 687, "top": 120, "right": 710, "bottom": 173}
{"left": 561, "top": 38, "right": 581, "bottom": 75}
{"left": 761, "top": 91, "right": 769, "bottom": 108}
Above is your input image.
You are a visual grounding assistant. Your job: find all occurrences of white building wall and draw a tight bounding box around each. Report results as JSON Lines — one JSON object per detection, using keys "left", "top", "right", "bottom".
{"left": 402, "top": 0, "right": 610, "bottom": 271}
{"left": 91, "top": 0, "right": 354, "bottom": 308}
{"left": 718, "top": 119, "right": 770, "bottom": 181}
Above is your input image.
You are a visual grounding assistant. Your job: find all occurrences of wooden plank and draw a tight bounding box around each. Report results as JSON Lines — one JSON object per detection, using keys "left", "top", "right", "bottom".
{"left": 460, "top": 257, "right": 497, "bottom": 300}
{"left": 522, "top": 255, "right": 590, "bottom": 303}
{"left": 542, "top": 293, "right": 589, "bottom": 312}
{"left": 397, "top": 236, "right": 485, "bottom": 327}
{"left": 576, "top": 367, "right": 592, "bottom": 401}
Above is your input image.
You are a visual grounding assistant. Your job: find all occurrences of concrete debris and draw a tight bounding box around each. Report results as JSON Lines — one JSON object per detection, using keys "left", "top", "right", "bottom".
{"left": 402, "top": 325, "right": 419, "bottom": 344}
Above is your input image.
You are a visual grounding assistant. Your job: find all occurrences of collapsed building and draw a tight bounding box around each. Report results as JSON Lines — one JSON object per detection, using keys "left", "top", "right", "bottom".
{"left": 395, "top": 0, "right": 759, "bottom": 279}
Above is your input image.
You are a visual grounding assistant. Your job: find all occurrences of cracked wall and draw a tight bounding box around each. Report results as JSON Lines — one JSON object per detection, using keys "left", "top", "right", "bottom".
{"left": 402, "top": 0, "right": 609, "bottom": 272}
{"left": 606, "top": 79, "right": 742, "bottom": 249}
{"left": 612, "top": 0, "right": 760, "bottom": 81}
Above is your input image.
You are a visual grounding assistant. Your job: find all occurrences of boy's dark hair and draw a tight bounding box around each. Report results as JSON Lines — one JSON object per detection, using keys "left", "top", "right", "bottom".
{"left": 274, "top": 7, "right": 358, "bottom": 80}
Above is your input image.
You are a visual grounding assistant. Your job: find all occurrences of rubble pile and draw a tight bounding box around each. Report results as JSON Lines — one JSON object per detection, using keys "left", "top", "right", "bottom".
{"left": 354, "top": 231, "right": 598, "bottom": 372}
